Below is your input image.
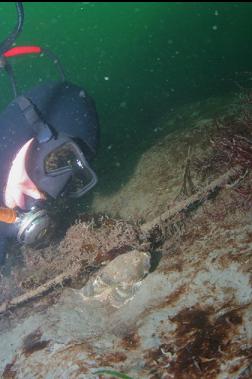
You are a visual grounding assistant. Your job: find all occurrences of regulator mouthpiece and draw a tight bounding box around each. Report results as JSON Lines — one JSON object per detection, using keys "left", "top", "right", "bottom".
{"left": 17, "top": 208, "right": 52, "bottom": 246}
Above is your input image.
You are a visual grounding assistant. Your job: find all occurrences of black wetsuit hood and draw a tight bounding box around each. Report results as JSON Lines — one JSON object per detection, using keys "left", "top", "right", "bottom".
{"left": 0, "top": 80, "right": 99, "bottom": 205}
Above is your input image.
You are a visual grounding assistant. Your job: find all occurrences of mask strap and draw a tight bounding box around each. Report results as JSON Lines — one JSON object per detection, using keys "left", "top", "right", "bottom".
{"left": 15, "top": 96, "right": 54, "bottom": 143}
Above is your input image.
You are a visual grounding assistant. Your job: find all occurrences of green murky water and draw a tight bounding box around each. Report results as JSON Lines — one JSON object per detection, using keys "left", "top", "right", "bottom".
{"left": 1, "top": 2, "right": 252, "bottom": 197}
{"left": 1, "top": 6, "right": 252, "bottom": 377}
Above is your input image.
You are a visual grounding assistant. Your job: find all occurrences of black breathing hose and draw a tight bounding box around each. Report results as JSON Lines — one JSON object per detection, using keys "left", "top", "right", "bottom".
{"left": 0, "top": 2, "right": 24, "bottom": 56}
{"left": 5, "top": 61, "right": 17, "bottom": 97}
{"left": 0, "top": 2, "right": 65, "bottom": 98}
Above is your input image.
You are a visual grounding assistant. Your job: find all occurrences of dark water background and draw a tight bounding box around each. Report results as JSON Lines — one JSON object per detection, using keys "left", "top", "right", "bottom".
{"left": 1, "top": 2, "right": 252, "bottom": 202}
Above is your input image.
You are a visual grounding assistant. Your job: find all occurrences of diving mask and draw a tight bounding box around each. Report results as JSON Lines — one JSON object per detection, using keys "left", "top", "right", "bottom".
{"left": 28, "top": 135, "right": 98, "bottom": 199}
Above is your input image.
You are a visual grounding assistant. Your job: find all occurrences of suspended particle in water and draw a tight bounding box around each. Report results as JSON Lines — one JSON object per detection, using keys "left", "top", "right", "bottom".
{"left": 104, "top": 76, "right": 110, "bottom": 81}
{"left": 212, "top": 25, "right": 218, "bottom": 31}
{"left": 214, "top": 10, "right": 219, "bottom": 16}
{"left": 119, "top": 101, "right": 127, "bottom": 109}
{"left": 79, "top": 90, "right": 86, "bottom": 98}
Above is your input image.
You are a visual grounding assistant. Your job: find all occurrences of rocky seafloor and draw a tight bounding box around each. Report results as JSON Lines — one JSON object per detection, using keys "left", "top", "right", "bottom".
{"left": 0, "top": 92, "right": 252, "bottom": 379}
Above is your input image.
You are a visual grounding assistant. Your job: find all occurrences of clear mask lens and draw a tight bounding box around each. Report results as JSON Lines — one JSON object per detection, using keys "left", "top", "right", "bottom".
{"left": 44, "top": 142, "right": 97, "bottom": 198}
{"left": 45, "top": 143, "right": 79, "bottom": 173}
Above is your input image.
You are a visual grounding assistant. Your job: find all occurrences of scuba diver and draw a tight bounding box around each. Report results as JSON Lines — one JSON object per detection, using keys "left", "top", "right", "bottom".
{"left": 0, "top": 3, "right": 99, "bottom": 264}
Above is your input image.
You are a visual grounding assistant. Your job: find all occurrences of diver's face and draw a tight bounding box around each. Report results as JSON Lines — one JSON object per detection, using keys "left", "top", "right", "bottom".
{"left": 4, "top": 138, "right": 45, "bottom": 210}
